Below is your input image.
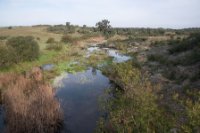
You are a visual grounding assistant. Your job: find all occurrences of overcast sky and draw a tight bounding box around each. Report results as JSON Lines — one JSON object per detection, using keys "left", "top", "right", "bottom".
{"left": 0, "top": 0, "right": 200, "bottom": 28}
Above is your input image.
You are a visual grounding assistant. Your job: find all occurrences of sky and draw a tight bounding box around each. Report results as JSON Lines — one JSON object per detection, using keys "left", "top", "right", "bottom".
{"left": 0, "top": 0, "right": 200, "bottom": 28}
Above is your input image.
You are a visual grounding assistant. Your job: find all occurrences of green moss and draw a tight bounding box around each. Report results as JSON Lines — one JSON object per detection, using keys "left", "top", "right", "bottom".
{"left": 0, "top": 49, "right": 58, "bottom": 73}
{"left": 56, "top": 61, "right": 86, "bottom": 74}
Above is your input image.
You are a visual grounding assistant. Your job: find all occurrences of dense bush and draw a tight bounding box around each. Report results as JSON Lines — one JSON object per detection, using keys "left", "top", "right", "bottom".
{"left": 0, "top": 45, "right": 16, "bottom": 67}
{"left": 169, "top": 33, "right": 200, "bottom": 54}
{"left": 47, "top": 24, "right": 77, "bottom": 34}
{"left": 147, "top": 54, "right": 170, "bottom": 65}
{"left": 181, "top": 49, "right": 200, "bottom": 65}
{"left": 46, "top": 37, "right": 55, "bottom": 44}
{"left": 36, "top": 37, "right": 40, "bottom": 40}
{"left": 61, "top": 35, "right": 78, "bottom": 44}
{"left": 0, "top": 36, "right": 40, "bottom": 68}
{"left": 7, "top": 36, "right": 39, "bottom": 62}
{"left": 111, "top": 28, "right": 166, "bottom": 36}
{"left": 98, "top": 62, "right": 173, "bottom": 133}
{"left": 46, "top": 42, "right": 63, "bottom": 51}
{"left": 8, "top": 26, "right": 12, "bottom": 29}
{"left": 0, "top": 36, "right": 8, "bottom": 40}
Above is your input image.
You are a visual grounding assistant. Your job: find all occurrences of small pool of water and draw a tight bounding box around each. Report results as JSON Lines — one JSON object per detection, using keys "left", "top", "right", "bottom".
{"left": 54, "top": 68, "right": 110, "bottom": 133}
{"left": 41, "top": 64, "right": 55, "bottom": 71}
{"left": 104, "top": 49, "right": 131, "bottom": 63}
{"left": 87, "top": 47, "right": 100, "bottom": 53}
{"left": 87, "top": 46, "right": 131, "bottom": 63}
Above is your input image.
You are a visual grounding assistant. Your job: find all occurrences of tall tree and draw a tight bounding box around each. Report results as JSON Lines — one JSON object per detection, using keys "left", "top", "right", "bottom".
{"left": 96, "top": 19, "right": 112, "bottom": 37}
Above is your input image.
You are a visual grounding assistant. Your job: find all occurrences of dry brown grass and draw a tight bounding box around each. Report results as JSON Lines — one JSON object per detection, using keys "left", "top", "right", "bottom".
{"left": 78, "top": 36, "right": 105, "bottom": 48}
{"left": 107, "top": 34, "right": 127, "bottom": 42}
{"left": 0, "top": 70, "right": 63, "bottom": 133}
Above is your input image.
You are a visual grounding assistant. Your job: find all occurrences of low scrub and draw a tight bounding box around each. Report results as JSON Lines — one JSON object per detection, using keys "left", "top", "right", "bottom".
{"left": 46, "top": 42, "right": 63, "bottom": 51}
{"left": 6, "top": 36, "right": 39, "bottom": 62}
{"left": 46, "top": 37, "right": 55, "bottom": 44}
{"left": 98, "top": 62, "right": 173, "bottom": 133}
{"left": 0, "top": 44, "right": 16, "bottom": 67}
{"left": 114, "top": 42, "right": 129, "bottom": 51}
{"left": 183, "top": 98, "right": 200, "bottom": 132}
{"left": 61, "top": 34, "right": 78, "bottom": 44}
{"left": 0, "top": 36, "right": 8, "bottom": 40}
{"left": 147, "top": 54, "right": 169, "bottom": 65}
{"left": 174, "top": 87, "right": 200, "bottom": 132}
{"left": 0, "top": 69, "right": 63, "bottom": 133}
{"left": 181, "top": 49, "right": 200, "bottom": 65}
{"left": 0, "top": 36, "right": 40, "bottom": 68}
{"left": 169, "top": 33, "right": 200, "bottom": 54}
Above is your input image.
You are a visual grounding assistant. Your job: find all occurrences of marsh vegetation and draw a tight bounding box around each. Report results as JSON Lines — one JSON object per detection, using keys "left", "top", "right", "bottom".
{"left": 0, "top": 22, "right": 200, "bottom": 133}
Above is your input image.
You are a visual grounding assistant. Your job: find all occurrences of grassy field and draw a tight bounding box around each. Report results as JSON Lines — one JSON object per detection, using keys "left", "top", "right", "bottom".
{"left": 0, "top": 26, "right": 62, "bottom": 50}
{"left": 0, "top": 26, "right": 105, "bottom": 74}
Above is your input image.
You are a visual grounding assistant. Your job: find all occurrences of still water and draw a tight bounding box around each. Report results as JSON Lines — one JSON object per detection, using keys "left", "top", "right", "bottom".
{"left": 87, "top": 46, "right": 131, "bottom": 63}
{"left": 54, "top": 68, "right": 110, "bottom": 133}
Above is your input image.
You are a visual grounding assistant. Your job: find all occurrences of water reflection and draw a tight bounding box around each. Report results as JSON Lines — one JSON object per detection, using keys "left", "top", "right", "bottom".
{"left": 92, "top": 67, "right": 97, "bottom": 76}
{"left": 87, "top": 46, "right": 131, "bottom": 63}
{"left": 0, "top": 105, "right": 5, "bottom": 132}
{"left": 41, "top": 64, "right": 55, "bottom": 71}
{"left": 55, "top": 68, "right": 110, "bottom": 133}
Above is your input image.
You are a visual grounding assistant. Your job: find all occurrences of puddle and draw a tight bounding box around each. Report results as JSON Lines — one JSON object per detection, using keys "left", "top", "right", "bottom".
{"left": 41, "top": 64, "right": 55, "bottom": 71}
{"left": 104, "top": 49, "right": 131, "bottom": 63}
{"left": 87, "top": 46, "right": 131, "bottom": 63}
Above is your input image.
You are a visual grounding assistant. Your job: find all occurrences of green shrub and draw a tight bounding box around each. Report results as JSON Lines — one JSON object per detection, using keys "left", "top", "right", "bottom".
{"left": 182, "top": 49, "right": 200, "bottom": 65}
{"left": 8, "top": 26, "right": 12, "bottom": 29}
{"left": 46, "top": 43, "right": 63, "bottom": 51}
{"left": 0, "top": 45, "right": 16, "bottom": 67}
{"left": 147, "top": 54, "right": 169, "bottom": 65}
{"left": 61, "top": 35, "right": 78, "bottom": 44}
{"left": 6, "top": 36, "right": 39, "bottom": 62}
{"left": 114, "top": 42, "right": 128, "bottom": 51}
{"left": 80, "top": 33, "right": 100, "bottom": 40}
{"left": 181, "top": 91, "right": 200, "bottom": 132}
{"left": 169, "top": 33, "right": 200, "bottom": 54}
{"left": 171, "top": 48, "right": 200, "bottom": 66}
{"left": 46, "top": 37, "right": 55, "bottom": 44}
{"left": 98, "top": 62, "right": 173, "bottom": 132}
{"left": 0, "top": 36, "right": 8, "bottom": 40}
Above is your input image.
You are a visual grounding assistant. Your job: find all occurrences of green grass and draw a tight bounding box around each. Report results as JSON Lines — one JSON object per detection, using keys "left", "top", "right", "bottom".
{"left": 56, "top": 61, "right": 86, "bottom": 74}
{"left": 0, "top": 50, "right": 58, "bottom": 73}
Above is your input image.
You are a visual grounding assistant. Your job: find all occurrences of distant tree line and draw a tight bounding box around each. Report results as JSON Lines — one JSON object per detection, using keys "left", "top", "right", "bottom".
{"left": 47, "top": 20, "right": 200, "bottom": 38}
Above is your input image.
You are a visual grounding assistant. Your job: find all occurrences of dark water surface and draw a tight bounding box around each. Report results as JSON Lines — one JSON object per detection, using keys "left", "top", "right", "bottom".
{"left": 0, "top": 106, "right": 4, "bottom": 132}
{"left": 54, "top": 68, "right": 110, "bottom": 133}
